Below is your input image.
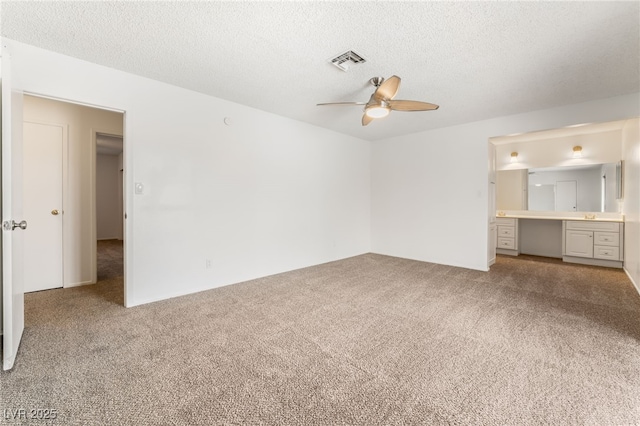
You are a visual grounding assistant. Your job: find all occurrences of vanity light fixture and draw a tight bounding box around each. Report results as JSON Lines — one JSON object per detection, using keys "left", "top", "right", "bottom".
{"left": 573, "top": 146, "right": 583, "bottom": 158}
{"left": 510, "top": 152, "right": 518, "bottom": 163}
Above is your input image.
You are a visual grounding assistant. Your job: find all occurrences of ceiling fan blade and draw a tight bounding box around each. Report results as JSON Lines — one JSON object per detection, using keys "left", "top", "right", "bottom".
{"left": 388, "top": 100, "right": 439, "bottom": 111}
{"left": 362, "top": 114, "right": 374, "bottom": 126}
{"left": 374, "top": 75, "right": 401, "bottom": 101}
{"left": 316, "top": 102, "right": 366, "bottom": 106}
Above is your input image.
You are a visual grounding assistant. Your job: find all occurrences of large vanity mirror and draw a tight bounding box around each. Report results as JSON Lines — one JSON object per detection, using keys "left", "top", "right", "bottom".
{"left": 492, "top": 119, "right": 626, "bottom": 215}
{"left": 496, "top": 162, "right": 622, "bottom": 213}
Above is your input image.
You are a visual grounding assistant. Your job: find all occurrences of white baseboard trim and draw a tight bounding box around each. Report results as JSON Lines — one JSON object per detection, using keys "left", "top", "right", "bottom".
{"left": 623, "top": 267, "right": 640, "bottom": 296}
{"left": 65, "top": 280, "right": 95, "bottom": 288}
{"left": 563, "top": 255, "right": 623, "bottom": 269}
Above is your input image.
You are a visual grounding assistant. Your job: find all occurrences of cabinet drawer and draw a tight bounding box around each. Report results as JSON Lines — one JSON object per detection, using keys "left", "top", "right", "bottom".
{"left": 497, "top": 237, "right": 515, "bottom": 250}
{"left": 565, "top": 221, "right": 619, "bottom": 232}
{"left": 496, "top": 218, "right": 516, "bottom": 226}
{"left": 594, "top": 245, "right": 620, "bottom": 261}
{"left": 497, "top": 226, "right": 514, "bottom": 237}
{"left": 594, "top": 232, "right": 619, "bottom": 247}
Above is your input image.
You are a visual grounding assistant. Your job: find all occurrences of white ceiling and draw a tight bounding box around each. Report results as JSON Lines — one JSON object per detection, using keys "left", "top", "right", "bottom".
{"left": 2, "top": 1, "right": 639, "bottom": 141}
{"left": 490, "top": 119, "right": 628, "bottom": 145}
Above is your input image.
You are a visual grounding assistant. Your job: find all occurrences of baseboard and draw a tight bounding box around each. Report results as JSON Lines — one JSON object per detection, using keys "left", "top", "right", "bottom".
{"left": 65, "top": 280, "right": 95, "bottom": 288}
{"left": 623, "top": 267, "right": 640, "bottom": 296}
{"left": 562, "top": 256, "right": 623, "bottom": 269}
{"left": 97, "top": 237, "right": 121, "bottom": 241}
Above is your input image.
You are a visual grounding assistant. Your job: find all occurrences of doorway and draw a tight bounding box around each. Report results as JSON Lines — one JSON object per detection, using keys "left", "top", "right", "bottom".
{"left": 95, "top": 134, "right": 124, "bottom": 285}
{"left": 22, "top": 94, "right": 125, "bottom": 303}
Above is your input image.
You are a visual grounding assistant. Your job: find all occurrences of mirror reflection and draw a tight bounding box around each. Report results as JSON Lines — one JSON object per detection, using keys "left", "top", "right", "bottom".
{"left": 496, "top": 162, "right": 620, "bottom": 213}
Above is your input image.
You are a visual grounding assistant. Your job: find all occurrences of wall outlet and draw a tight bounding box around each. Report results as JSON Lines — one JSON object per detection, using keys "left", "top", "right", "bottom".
{"left": 205, "top": 259, "right": 212, "bottom": 269}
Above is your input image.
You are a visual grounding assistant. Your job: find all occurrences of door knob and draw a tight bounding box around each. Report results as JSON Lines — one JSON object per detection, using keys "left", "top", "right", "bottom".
{"left": 3, "top": 220, "right": 28, "bottom": 231}
{"left": 51, "top": 209, "right": 59, "bottom": 215}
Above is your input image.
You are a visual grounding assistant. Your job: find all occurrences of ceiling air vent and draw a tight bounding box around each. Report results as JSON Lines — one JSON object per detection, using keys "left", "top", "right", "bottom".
{"left": 329, "top": 50, "right": 366, "bottom": 72}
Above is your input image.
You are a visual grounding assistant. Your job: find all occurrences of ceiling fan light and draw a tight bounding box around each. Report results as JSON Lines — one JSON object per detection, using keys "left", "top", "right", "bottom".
{"left": 365, "top": 106, "right": 390, "bottom": 118}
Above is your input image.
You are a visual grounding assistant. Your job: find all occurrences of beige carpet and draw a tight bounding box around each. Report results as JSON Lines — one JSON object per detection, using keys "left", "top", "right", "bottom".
{"left": 96, "top": 239, "right": 125, "bottom": 283}
{"left": 2, "top": 249, "right": 640, "bottom": 425}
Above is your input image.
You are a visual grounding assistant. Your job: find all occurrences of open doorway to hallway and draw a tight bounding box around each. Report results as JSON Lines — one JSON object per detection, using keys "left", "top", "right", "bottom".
{"left": 22, "top": 94, "right": 125, "bottom": 304}
{"left": 96, "top": 134, "right": 124, "bottom": 290}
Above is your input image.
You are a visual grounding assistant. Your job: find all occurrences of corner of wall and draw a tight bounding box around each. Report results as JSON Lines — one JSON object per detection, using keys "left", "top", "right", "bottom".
{"left": 621, "top": 117, "right": 640, "bottom": 293}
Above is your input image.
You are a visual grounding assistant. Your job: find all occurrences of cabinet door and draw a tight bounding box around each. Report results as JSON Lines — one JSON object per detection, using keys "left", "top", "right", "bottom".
{"left": 565, "top": 230, "right": 593, "bottom": 258}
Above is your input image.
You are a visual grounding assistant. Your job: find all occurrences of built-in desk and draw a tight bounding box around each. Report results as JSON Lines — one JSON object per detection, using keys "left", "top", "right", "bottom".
{"left": 495, "top": 211, "right": 624, "bottom": 268}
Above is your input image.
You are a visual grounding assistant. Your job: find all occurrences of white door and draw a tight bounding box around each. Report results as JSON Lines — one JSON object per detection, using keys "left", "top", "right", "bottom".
{"left": 23, "top": 122, "right": 63, "bottom": 292}
{"left": 556, "top": 180, "right": 577, "bottom": 211}
{"left": 565, "top": 230, "right": 593, "bottom": 258}
{"left": 2, "top": 50, "right": 26, "bottom": 371}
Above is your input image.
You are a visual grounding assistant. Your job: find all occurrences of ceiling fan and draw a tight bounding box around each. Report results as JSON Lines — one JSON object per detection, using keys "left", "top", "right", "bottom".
{"left": 317, "top": 75, "right": 439, "bottom": 126}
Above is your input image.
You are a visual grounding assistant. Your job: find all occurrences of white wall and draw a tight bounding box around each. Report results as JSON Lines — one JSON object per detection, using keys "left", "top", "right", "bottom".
{"left": 371, "top": 95, "right": 639, "bottom": 271}
{"left": 96, "top": 154, "right": 122, "bottom": 240}
{"left": 4, "top": 38, "right": 638, "bottom": 306}
{"left": 622, "top": 118, "right": 640, "bottom": 292}
{"left": 4, "top": 39, "right": 371, "bottom": 307}
{"left": 23, "top": 95, "right": 123, "bottom": 286}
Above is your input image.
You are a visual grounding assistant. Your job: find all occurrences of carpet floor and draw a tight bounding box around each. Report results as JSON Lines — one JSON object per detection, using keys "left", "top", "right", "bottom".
{"left": 2, "top": 248, "right": 640, "bottom": 425}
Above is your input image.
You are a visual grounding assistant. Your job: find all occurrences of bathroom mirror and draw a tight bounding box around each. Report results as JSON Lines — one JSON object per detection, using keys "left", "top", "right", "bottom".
{"left": 496, "top": 162, "right": 621, "bottom": 213}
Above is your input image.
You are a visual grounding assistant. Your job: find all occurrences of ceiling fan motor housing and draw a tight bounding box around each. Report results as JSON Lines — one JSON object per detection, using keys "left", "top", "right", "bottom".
{"left": 370, "top": 77, "right": 385, "bottom": 87}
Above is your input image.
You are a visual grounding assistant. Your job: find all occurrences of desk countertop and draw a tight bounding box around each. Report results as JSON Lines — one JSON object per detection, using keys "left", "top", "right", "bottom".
{"left": 495, "top": 211, "right": 624, "bottom": 223}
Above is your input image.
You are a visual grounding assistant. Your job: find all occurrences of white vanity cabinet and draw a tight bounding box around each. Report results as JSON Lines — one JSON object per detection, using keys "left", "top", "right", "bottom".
{"left": 562, "top": 221, "right": 623, "bottom": 268}
{"left": 496, "top": 218, "right": 518, "bottom": 255}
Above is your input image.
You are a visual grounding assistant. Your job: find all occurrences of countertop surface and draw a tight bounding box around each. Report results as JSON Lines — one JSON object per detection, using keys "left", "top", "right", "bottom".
{"left": 495, "top": 211, "right": 624, "bottom": 222}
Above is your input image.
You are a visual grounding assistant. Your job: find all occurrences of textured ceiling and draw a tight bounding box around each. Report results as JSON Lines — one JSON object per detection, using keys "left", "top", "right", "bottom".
{"left": 2, "top": 1, "right": 639, "bottom": 141}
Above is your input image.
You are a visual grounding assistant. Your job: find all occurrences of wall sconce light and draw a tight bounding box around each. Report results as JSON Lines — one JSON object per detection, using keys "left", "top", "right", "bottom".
{"left": 573, "top": 146, "right": 583, "bottom": 158}
{"left": 510, "top": 152, "right": 518, "bottom": 163}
